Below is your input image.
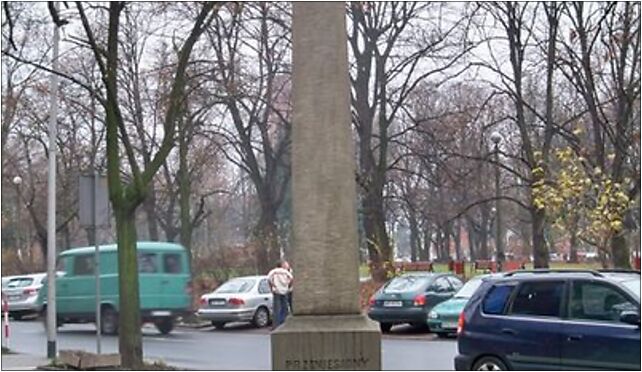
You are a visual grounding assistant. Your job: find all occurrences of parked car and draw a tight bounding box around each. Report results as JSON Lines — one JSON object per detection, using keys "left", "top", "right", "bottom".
{"left": 428, "top": 274, "right": 500, "bottom": 337}
{"left": 37, "top": 242, "right": 192, "bottom": 335}
{"left": 455, "top": 269, "right": 640, "bottom": 371}
{"left": 2, "top": 273, "right": 47, "bottom": 320}
{"left": 367, "top": 272, "right": 463, "bottom": 332}
{"left": 197, "top": 275, "right": 273, "bottom": 329}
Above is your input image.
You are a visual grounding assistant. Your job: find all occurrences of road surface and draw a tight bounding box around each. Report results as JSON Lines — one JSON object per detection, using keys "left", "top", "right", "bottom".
{"left": 4, "top": 320, "right": 457, "bottom": 370}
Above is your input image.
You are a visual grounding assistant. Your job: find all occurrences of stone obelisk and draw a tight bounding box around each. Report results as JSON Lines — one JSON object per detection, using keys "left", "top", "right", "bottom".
{"left": 271, "top": 3, "right": 381, "bottom": 370}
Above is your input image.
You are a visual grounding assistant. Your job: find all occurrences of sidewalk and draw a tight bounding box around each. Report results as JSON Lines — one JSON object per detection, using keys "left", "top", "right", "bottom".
{"left": 1, "top": 353, "right": 50, "bottom": 371}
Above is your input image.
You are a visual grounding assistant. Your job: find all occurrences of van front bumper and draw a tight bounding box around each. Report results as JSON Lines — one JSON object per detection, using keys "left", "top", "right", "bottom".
{"left": 197, "top": 307, "right": 256, "bottom": 322}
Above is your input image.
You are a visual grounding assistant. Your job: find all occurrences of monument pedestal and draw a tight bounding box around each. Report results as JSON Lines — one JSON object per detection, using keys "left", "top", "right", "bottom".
{"left": 271, "top": 315, "right": 381, "bottom": 370}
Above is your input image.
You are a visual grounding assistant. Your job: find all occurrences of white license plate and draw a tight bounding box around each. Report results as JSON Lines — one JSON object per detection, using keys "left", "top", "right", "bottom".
{"left": 442, "top": 321, "right": 457, "bottom": 329}
{"left": 383, "top": 301, "right": 403, "bottom": 307}
{"left": 151, "top": 311, "right": 171, "bottom": 317}
{"left": 7, "top": 295, "right": 21, "bottom": 301}
{"left": 210, "top": 300, "right": 226, "bottom": 306}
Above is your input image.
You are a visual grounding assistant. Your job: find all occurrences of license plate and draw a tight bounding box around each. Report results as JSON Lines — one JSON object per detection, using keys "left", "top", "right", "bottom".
{"left": 442, "top": 321, "right": 457, "bottom": 329}
{"left": 151, "top": 311, "right": 171, "bottom": 317}
{"left": 209, "top": 300, "right": 226, "bottom": 306}
{"left": 383, "top": 301, "right": 403, "bottom": 307}
{"left": 7, "top": 295, "right": 21, "bottom": 301}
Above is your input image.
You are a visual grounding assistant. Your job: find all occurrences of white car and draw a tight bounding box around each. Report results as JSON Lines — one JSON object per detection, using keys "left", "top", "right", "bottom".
{"left": 2, "top": 273, "right": 47, "bottom": 320}
{"left": 197, "top": 275, "right": 273, "bottom": 329}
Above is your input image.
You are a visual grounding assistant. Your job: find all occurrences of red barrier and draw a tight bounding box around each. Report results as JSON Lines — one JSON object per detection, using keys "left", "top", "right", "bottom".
{"left": 634, "top": 257, "right": 641, "bottom": 271}
{"left": 454, "top": 261, "right": 465, "bottom": 275}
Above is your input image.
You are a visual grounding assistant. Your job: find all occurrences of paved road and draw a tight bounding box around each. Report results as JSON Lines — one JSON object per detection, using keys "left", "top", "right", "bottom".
{"left": 4, "top": 320, "right": 457, "bottom": 370}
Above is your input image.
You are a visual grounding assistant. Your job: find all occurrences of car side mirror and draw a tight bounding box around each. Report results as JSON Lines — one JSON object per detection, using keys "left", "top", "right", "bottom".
{"left": 620, "top": 311, "right": 640, "bottom": 327}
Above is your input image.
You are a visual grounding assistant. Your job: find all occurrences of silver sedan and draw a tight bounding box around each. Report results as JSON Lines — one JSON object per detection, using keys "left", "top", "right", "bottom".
{"left": 197, "top": 275, "right": 273, "bottom": 329}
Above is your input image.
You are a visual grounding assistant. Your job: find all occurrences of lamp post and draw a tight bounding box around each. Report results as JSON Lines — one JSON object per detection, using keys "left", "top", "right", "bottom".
{"left": 490, "top": 132, "right": 504, "bottom": 271}
{"left": 12, "top": 176, "right": 22, "bottom": 257}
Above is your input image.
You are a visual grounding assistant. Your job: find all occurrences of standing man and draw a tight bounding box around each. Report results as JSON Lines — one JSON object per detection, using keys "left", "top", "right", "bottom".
{"left": 268, "top": 260, "right": 293, "bottom": 329}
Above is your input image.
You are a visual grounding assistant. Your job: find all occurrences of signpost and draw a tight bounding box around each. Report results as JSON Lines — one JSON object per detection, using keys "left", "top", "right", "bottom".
{"left": 79, "top": 174, "right": 110, "bottom": 354}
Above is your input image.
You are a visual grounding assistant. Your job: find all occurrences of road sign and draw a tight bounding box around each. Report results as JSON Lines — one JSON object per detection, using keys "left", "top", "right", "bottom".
{"left": 79, "top": 175, "right": 110, "bottom": 227}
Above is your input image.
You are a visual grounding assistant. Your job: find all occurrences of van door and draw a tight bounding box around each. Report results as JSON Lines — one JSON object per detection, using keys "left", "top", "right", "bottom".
{"left": 159, "top": 252, "right": 190, "bottom": 311}
{"left": 60, "top": 254, "right": 96, "bottom": 316}
{"left": 499, "top": 280, "right": 566, "bottom": 370}
{"left": 561, "top": 280, "right": 640, "bottom": 370}
{"left": 138, "top": 252, "right": 162, "bottom": 310}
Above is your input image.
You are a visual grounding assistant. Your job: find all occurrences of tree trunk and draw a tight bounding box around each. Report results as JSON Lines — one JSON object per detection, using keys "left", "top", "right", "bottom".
{"left": 454, "top": 219, "right": 462, "bottom": 261}
{"left": 480, "top": 206, "right": 489, "bottom": 260}
{"left": 532, "top": 208, "right": 549, "bottom": 268}
{"left": 466, "top": 217, "right": 476, "bottom": 261}
{"left": 421, "top": 227, "right": 431, "bottom": 262}
{"left": 254, "top": 206, "right": 280, "bottom": 274}
{"left": 363, "top": 189, "right": 391, "bottom": 282}
{"left": 611, "top": 234, "right": 630, "bottom": 269}
{"left": 142, "top": 190, "right": 159, "bottom": 241}
{"left": 568, "top": 215, "right": 579, "bottom": 264}
{"left": 408, "top": 210, "right": 420, "bottom": 262}
{"left": 115, "top": 207, "right": 142, "bottom": 369}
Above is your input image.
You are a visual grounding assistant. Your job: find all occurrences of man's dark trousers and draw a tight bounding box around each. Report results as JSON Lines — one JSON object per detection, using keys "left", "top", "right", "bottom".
{"left": 273, "top": 293, "right": 289, "bottom": 328}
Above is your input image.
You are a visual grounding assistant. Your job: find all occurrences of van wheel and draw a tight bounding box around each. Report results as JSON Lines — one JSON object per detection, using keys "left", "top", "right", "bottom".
{"left": 211, "top": 321, "right": 226, "bottom": 329}
{"left": 100, "top": 307, "right": 119, "bottom": 335}
{"left": 379, "top": 322, "right": 392, "bottom": 333}
{"left": 252, "top": 307, "right": 270, "bottom": 328}
{"left": 473, "top": 356, "right": 507, "bottom": 371}
{"left": 155, "top": 317, "right": 174, "bottom": 335}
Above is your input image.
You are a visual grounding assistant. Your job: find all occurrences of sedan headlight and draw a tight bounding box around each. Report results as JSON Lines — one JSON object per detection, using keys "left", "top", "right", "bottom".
{"left": 428, "top": 310, "right": 438, "bottom": 319}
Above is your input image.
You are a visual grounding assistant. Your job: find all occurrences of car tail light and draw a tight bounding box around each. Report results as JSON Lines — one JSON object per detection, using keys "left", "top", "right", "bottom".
{"left": 457, "top": 312, "right": 465, "bottom": 335}
{"left": 185, "top": 280, "right": 193, "bottom": 295}
{"left": 199, "top": 297, "right": 207, "bottom": 307}
{"left": 368, "top": 295, "right": 376, "bottom": 307}
{"left": 413, "top": 294, "right": 426, "bottom": 306}
{"left": 23, "top": 288, "right": 38, "bottom": 296}
{"left": 228, "top": 298, "right": 245, "bottom": 306}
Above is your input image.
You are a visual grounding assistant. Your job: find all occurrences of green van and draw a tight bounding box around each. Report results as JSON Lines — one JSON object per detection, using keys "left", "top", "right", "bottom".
{"left": 38, "top": 241, "right": 191, "bottom": 335}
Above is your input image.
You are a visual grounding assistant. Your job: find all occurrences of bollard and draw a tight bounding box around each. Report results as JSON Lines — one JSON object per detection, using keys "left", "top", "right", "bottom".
{"left": 2, "top": 294, "right": 8, "bottom": 349}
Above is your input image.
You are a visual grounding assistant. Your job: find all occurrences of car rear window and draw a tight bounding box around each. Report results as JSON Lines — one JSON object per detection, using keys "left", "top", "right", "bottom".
{"left": 6, "top": 278, "right": 34, "bottom": 288}
{"left": 384, "top": 276, "right": 429, "bottom": 293}
{"left": 482, "top": 284, "right": 515, "bottom": 314}
{"left": 510, "top": 281, "right": 564, "bottom": 317}
{"left": 456, "top": 277, "right": 484, "bottom": 299}
{"left": 216, "top": 279, "right": 256, "bottom": 294}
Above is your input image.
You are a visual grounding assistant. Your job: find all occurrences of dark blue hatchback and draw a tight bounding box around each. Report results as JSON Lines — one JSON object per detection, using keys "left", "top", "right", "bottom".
{"left": 455, "top": 270, "right": 640, "bottom": 370}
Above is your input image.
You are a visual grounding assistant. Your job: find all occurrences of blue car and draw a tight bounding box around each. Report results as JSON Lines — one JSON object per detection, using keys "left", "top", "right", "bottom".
{"left": 455, "top": 269, "right": 640, "bottom": 370}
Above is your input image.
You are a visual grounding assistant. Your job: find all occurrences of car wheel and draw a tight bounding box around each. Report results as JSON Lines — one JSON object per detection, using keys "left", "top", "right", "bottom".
{"left": 211, "top": 321, "right": 226, "bottom": 329}
{"left": 473, "top": 356, "right": 508, "bottom": 371}
{"left": 252, "top": 307, "right": 270, "bottom": 328}
{"left": 12, "top": 313, "right": 23, "bottom": 321}
{"left": 379, "top": 322, "right": 392, "bottom": 333}
{"left": 435, "top": 332, "right": 450, "bottom": 339}
{"left": 100, "top": 307, "right": 119, "bottom": 335}
{"left": 154, "top": 317, "right": 174, "bottom": 335}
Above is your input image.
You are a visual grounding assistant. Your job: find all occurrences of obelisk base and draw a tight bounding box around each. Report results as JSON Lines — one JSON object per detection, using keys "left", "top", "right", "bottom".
{"left": 271, "top": 314, "right": 381, "bottom": 370}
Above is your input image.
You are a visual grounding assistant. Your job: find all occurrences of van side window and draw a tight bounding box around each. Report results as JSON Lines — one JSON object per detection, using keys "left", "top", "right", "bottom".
{"left": 138, "top": 253, "right": 158, "bottom": 273}
{"left": 509, "top": 281, "right": 564, "bottom": 318}
{"left": 163, "top": 254, "right": 182, "bottom": 274}
{"left": 569, "top": 281, "right": 638, "bottom": 323}
{"left": 482, "top": 284, "right": 515, "bottom": 315}
{"left": 74, "top": 255, "right": 95, "bottom": 276}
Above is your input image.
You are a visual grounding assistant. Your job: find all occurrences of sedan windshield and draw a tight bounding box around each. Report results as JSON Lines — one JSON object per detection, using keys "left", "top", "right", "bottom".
{"left": 384, "top": 276, "right": 428, "bottom": 293}
{"left": 454, "top": 277, "right": 483, "bottom": 298}
{"left": 215, "top": 279, "right": 256, "bottom": 294}
{"left": 621, "top": 279, "right": 640, "bottom": 300}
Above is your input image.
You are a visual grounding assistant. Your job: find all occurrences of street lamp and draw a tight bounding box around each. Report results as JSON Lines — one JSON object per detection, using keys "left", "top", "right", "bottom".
{"left": 490, "top": 132, "right": 504, "bottom": 271}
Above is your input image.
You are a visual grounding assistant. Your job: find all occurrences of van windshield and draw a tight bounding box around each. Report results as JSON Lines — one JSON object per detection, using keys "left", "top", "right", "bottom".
{"left": 216, "top": 279, "right": 256, "bottom": 294}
